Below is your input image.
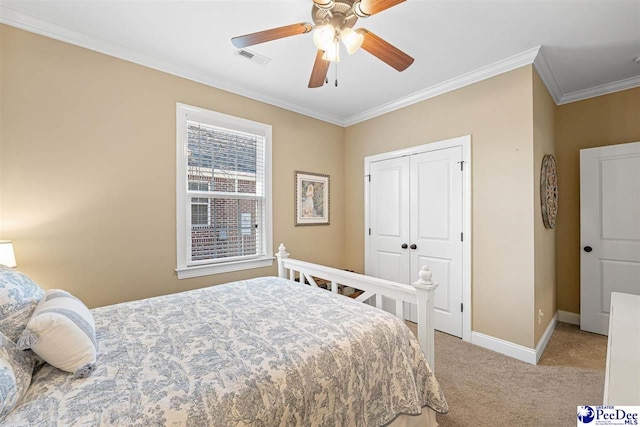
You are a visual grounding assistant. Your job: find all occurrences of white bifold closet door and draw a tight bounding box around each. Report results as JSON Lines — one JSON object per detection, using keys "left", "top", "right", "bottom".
{"left": 368, "top": 146, "right": 463, "bottom": 337}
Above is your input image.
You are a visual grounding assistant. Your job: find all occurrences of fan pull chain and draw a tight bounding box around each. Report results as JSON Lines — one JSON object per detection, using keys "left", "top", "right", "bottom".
{"left": 335, "top": 61, "right": 338, "bottom": 87}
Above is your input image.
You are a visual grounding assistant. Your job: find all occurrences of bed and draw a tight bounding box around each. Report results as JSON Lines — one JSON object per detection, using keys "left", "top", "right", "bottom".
{"left": 1, "top": 244, "right": 448, "bottom": 426}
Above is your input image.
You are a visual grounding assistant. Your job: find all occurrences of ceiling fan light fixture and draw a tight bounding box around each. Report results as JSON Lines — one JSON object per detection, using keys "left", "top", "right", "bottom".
{"left": 352, "top": 1, "right": 369, "bottom": 18}
{"left": 322, "top": 42, "right": 341, "bottom": 62}
{"left": 341, "top": 27, "right": 364, "bottom": 54}
{"left": 313, "top": 0, "right": 335, "bottom": 10}
{"left": 313, "top": 25, "right": 336, "bottom": 51}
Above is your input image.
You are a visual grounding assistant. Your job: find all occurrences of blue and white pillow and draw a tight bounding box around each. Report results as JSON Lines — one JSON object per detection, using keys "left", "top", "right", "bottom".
{"left": 17, "top": 289, "right": 96, "bottom": 378}
{"left": 0, "top": 331, "right": 35, "bottom": 422}
{"left": 0, "top": 266, "right": 45, "bottom": 342}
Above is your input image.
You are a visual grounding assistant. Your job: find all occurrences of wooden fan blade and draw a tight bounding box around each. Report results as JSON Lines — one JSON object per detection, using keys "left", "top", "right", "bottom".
{"left": 231, "top": 23, "right": 313, "bottom": 48}
{"left": 356, "top": 29, "right": 414, "bottom": 71}
{"left": 308, "top": 50, "right": 330, "bottom": 88}
{"left": 357, "top": 0, "right": 405, "bottom": 16}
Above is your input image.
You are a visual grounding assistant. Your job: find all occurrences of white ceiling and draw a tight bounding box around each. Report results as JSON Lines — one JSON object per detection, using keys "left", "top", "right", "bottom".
{"left": 1, "top": 0, "right": 639, "bottom": 126}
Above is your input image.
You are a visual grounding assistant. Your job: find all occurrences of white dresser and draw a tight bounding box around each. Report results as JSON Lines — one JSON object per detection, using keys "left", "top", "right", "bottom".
{"left": 603, "top": 292, "right": 640, "bottom": 405}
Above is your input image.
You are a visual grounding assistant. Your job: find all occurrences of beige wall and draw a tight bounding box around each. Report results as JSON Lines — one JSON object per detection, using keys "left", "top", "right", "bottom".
{"left": 0, "top": 25, "right": 346, "bottom": 308}
{"left": 532, "top": 70, "right": 557, "bottom": 345}
{"left": 555, "top": 87, "right": 640, "bottom": 313}
{"left": 345, "top": 66, "right": 537, "bottom": 347}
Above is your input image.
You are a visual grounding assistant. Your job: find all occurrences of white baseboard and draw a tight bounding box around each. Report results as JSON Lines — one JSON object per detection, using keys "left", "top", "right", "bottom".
{"left": 470, "top": 313, "right": 558, "bottom": 365}
{"left": 558, "top": 310, "right": 580, "bottom": 325}
{"left": 471, "top": 332, "right": 537, "bottom": 364}
{"left": 535, "top": 312, "right": 559, "bottom": 364}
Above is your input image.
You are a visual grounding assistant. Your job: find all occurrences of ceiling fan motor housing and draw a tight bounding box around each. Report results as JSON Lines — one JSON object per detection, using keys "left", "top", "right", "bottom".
{"left": 312, "top": 0, "right": 360, "bottom": 30}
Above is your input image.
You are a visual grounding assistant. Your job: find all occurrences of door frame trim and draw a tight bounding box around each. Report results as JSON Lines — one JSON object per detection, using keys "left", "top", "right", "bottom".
{"left": 364, "top": 135, "right": 472, "bottom": 342}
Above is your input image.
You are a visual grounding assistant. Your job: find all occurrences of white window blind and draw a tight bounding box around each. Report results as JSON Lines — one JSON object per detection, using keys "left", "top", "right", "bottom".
{"left": 176, "top": 104, "right": 272, "bottom": 278}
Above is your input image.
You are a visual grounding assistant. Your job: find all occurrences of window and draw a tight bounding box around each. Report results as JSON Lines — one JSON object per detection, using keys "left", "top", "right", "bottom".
{"left": 189, "top": 181, "right": 210, "bottom": 226}
{"left": 176, "top": 103, "right": 272, "bottom": 278}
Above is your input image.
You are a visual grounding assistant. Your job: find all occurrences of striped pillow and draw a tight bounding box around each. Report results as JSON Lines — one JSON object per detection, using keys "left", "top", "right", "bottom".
{"left": 17, "top": 290, "right": 96, "bottom": 378}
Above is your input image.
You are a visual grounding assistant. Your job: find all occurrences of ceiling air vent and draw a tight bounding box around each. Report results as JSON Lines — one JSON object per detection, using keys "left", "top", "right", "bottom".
{"left": 235, "top": 49, "right": 271, "bottom": 66}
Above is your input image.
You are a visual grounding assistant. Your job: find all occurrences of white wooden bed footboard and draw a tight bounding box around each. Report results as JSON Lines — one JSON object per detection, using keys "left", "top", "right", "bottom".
{"left": 276, "top": 244, "right": 439, "bottom": 370}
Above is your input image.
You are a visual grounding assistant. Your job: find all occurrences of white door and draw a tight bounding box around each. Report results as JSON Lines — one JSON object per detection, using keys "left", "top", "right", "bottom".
{"left": 580, "top": 141, "right": 640, "bottom": 335}
{"left": 368, "top": 146, "right": 464, "bottom": 337}
{"left": 368, "top": 157, "right": 411, "bottom": 285}
{"left": 409, "top": 147, "right": 464, "bottom": 337}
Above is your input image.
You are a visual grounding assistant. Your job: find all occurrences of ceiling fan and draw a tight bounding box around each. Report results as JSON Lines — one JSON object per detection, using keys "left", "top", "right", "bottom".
{"left": 231, "top": 0, "right": 414, "bottom": 88}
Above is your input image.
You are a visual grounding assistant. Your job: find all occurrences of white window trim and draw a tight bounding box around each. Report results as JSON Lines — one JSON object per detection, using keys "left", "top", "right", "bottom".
{"left": 176, "top": 103, "right": 273, "bottom": 279}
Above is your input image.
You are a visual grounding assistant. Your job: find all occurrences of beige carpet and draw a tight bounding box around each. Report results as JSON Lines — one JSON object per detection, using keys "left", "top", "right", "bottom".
{"left": 406, "top": 322, "right": 606, "bottom": 426}
{"left": 538, "top": 322, "right": 608, "bottom": 370}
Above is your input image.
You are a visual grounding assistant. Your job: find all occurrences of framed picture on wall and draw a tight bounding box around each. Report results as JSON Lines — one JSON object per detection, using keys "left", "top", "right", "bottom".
{"left": 294, "top": 171, "right": 329, "bottom": 226}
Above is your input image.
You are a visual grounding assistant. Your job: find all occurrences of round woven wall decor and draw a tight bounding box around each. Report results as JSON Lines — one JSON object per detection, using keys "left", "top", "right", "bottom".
{"left": 540, "top": 154, "right": 558, "bottom": 229}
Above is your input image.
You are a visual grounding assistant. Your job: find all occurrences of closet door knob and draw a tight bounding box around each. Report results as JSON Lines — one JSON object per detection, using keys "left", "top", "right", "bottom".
{"left": 410, "top": 244, "right": 417, "bottom": 250}
{"left": 584, "top": 246, "right": 593, "bottom": 253}
{"left": 401, "top": 243, "right": 408, "bottom": 249}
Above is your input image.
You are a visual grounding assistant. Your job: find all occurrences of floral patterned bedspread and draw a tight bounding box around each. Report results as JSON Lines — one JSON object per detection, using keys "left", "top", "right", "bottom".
{"left": 5, "top": 277, "right": 448, "bottom": 426}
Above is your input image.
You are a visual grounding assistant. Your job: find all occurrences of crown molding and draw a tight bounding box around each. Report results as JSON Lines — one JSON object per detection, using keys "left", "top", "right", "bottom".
{"left": 0, "top": 6, "right": 346, "bottom": 127}
{"left": 533, "top": 47, "right": 563, "bottom": 104}
{"left": 558, "top": 74, "right": 640, "bottom": 105}
{"left": 533, "top": 47, "right": 640, "bottom": 106}
{"left": 344, "top": 46, "right": 542, "bottom": 126}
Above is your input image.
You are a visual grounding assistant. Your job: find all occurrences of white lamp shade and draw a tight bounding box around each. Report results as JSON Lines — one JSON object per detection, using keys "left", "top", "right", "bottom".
{"left": 313, "top": 25, "right": 335, "bottom": 51}
{"left": 322, "top": 42, "right": 340, "bottom": 62}
{"left": 0, "top": 241, "right": 16, "bottom": 268}
{"left": 341, "top": 27, "right": 364, "bottom": 54}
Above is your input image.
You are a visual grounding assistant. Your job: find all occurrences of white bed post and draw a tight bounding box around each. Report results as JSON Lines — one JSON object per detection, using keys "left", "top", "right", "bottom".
{"left": 276, "top": 244, "right": 289, "bottom": 279}
{"left": 413, "top": 266, "right": 438, "bottom": 371}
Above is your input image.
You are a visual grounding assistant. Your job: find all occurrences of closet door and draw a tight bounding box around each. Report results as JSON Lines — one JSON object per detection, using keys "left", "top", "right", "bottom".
{"left": 409, "top": 147, "right": 464, "bottom": 337}
{"left": 368, "top": 157, "right": 411, "bottom": 285}
{"left": 367, "top": 146, "right": 464, "bottom": 338}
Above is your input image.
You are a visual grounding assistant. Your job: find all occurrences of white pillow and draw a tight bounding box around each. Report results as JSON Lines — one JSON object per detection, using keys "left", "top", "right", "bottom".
{"left": 0, "top": 265, "right": 45, "bottom": 342}
{"left": 0, "top": 331, "right": 35, "bottom": 422}
{"left": 17, "top": 289, "right": 96, "bottom": 378}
